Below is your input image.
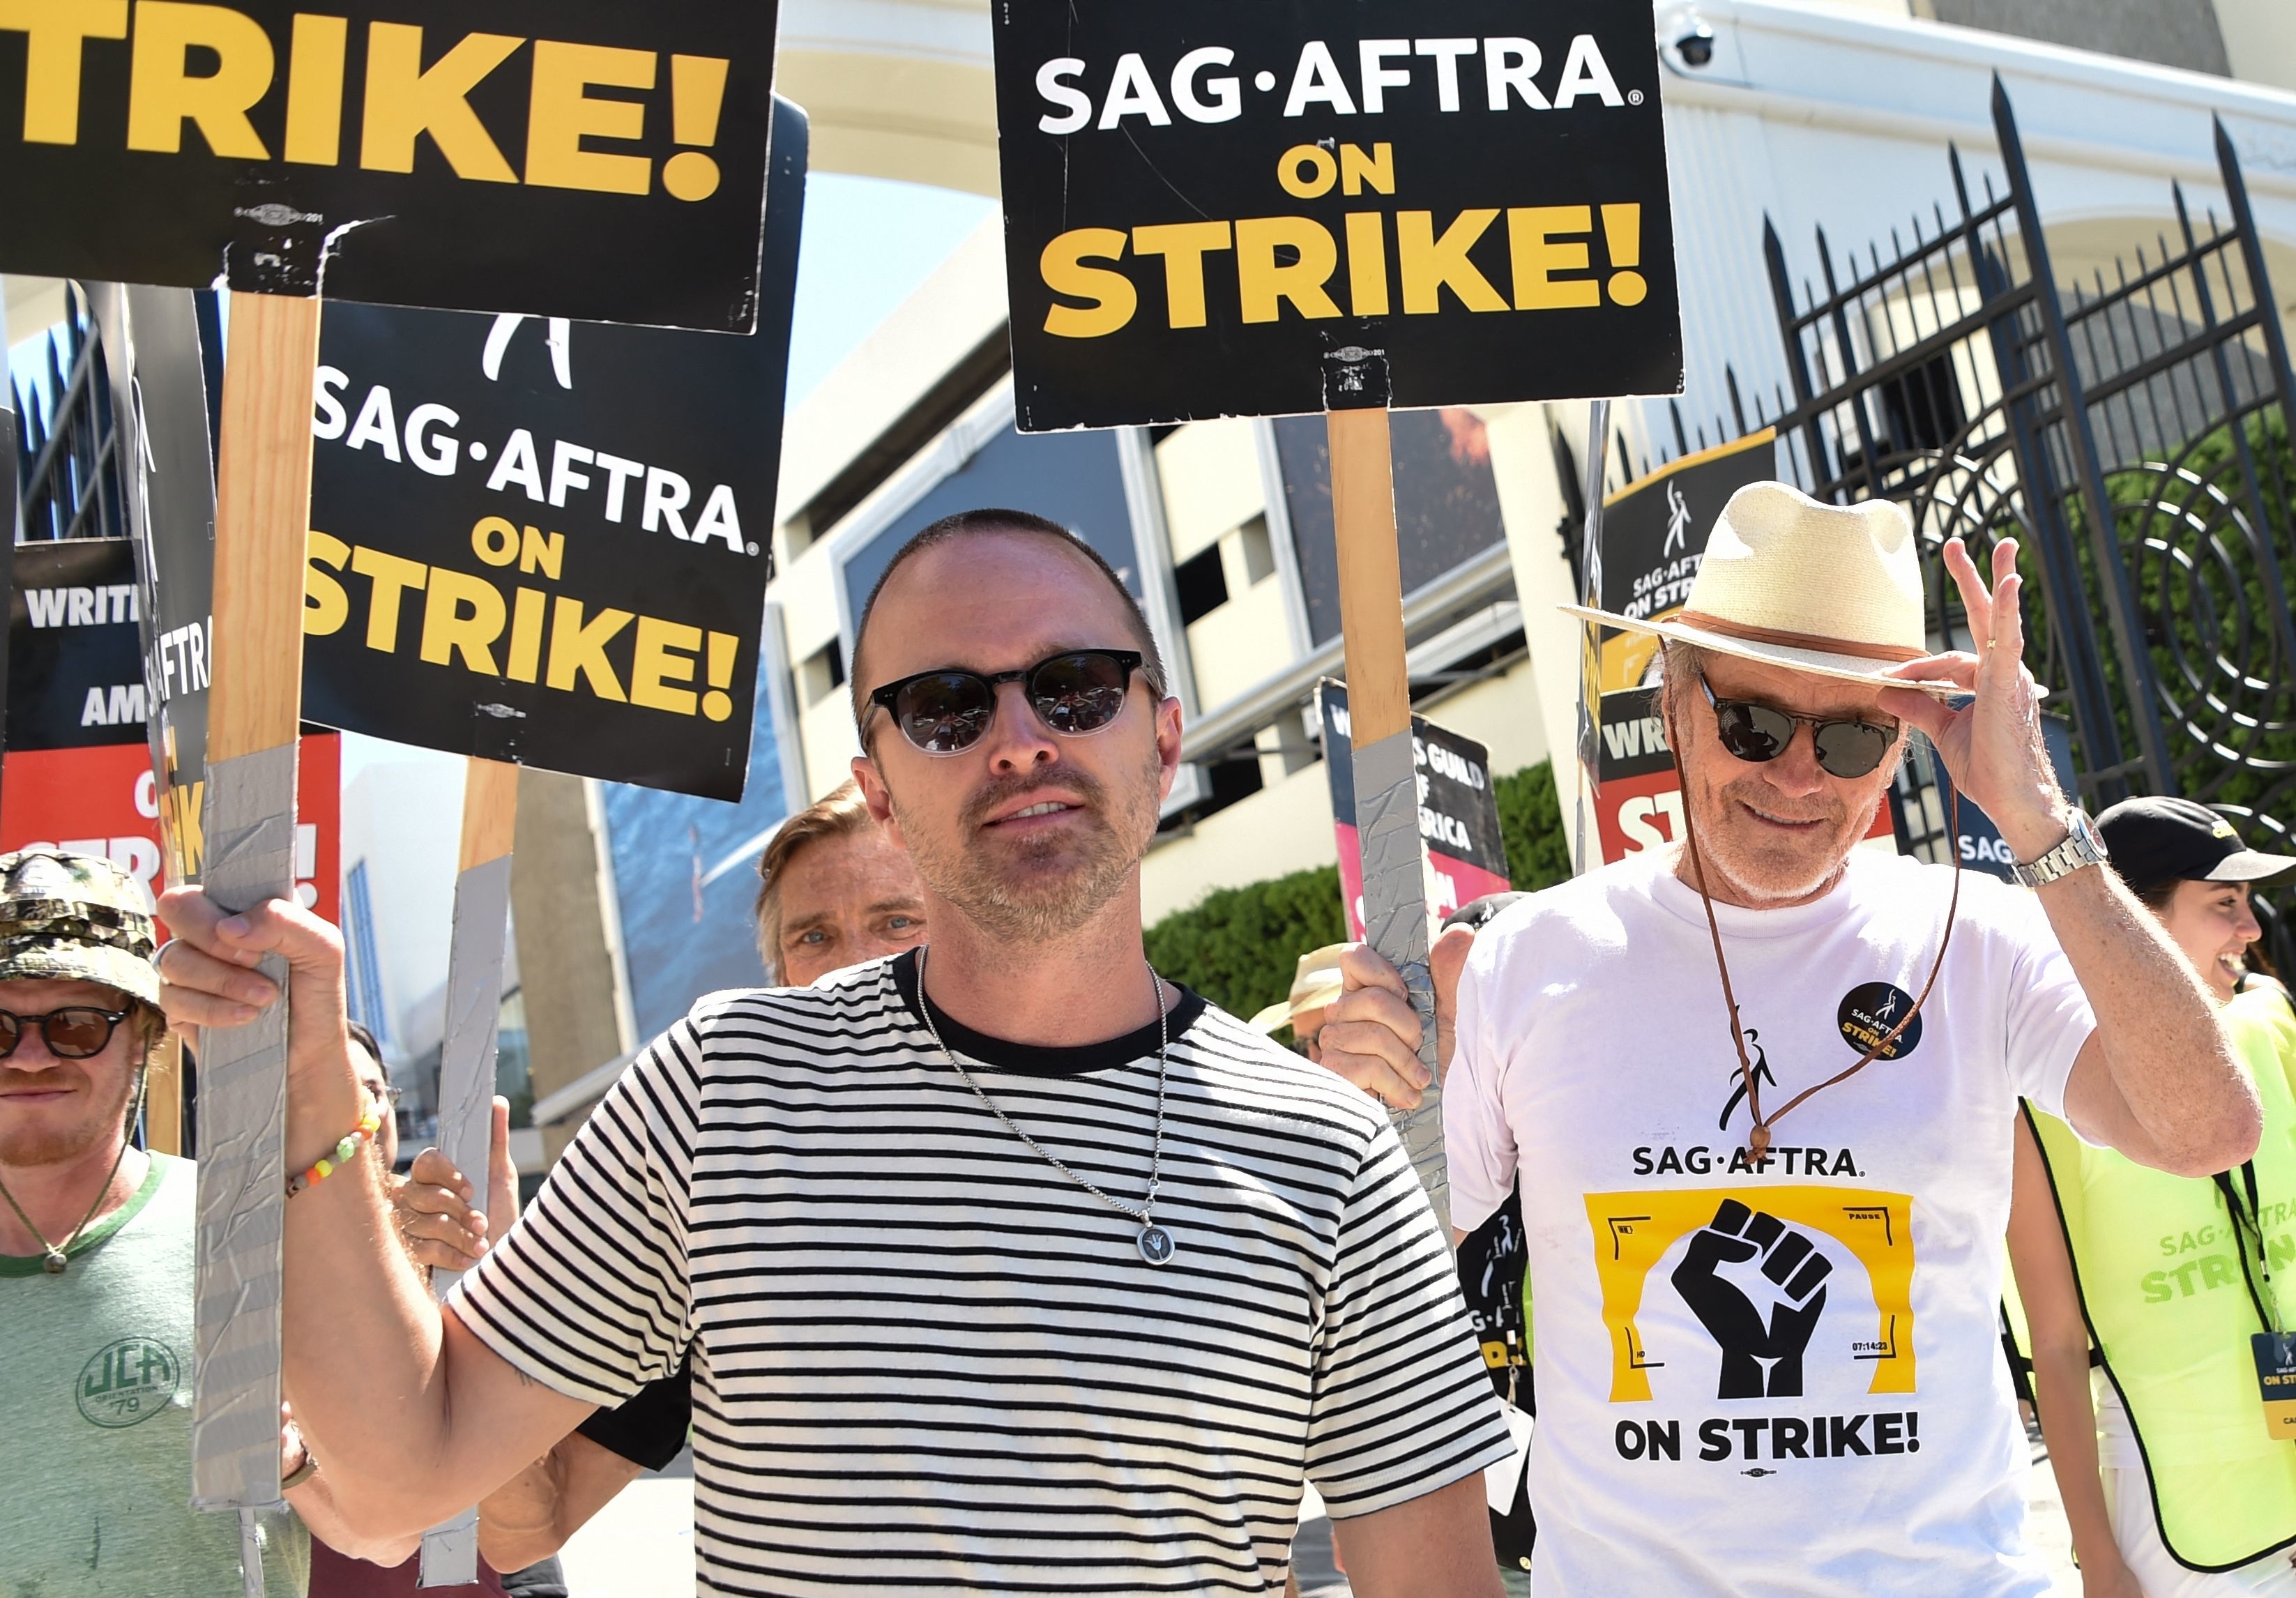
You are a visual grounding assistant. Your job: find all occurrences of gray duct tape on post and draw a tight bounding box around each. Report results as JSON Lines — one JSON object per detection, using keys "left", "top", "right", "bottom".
{"left": 238, "top": 1508, "right": 268, "bottom": 1598}
{"left": 1351, "top": 726, "right": 1447, "bottom": 1234}
{"left": 417, "top": 852, "right": 512, "bottom": 1586}
{"left": 420, "top": 1508, "right": 481, "bottom": 1588}
{"left": 192, "top": 744, "right": 298, "bottom": 1514}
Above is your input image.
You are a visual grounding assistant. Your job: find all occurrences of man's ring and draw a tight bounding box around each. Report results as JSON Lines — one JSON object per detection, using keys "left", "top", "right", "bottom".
{"left": 151, "top": 938, "right": 179, "bottom": 978}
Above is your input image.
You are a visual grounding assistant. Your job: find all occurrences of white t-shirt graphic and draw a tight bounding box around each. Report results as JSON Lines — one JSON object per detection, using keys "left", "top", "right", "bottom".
{"left": 1447, "top": 850, "right": 2096, "bottom": 1597}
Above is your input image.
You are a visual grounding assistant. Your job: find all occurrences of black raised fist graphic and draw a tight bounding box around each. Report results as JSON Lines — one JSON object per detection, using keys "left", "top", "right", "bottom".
{"left": 1671, "top": 1198, "right": 1834, "bottom": 1399}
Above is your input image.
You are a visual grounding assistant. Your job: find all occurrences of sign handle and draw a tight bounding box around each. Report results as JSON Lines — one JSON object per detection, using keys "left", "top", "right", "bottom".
{"left": 418, "top": 756, "right": 519, "bottom": 1587}
{"left": 1572, "top": 401, "right": 1613, "bottom": 877}
{"left": 191, "top": 291, "right": 319, "bottom": 1545}
{"left": 1326, "top": 406, "right": 1447, "bottom": 1233}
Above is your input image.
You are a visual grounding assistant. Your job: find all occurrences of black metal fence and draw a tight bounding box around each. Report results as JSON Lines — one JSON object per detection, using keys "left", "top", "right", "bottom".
{"left": 15, "top": 282, "right": 123, "bottom": 544}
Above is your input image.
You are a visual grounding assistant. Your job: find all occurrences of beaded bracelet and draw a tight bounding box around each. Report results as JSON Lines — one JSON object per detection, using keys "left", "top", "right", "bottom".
{"left": 285, "top": 1097, "right": 383, "bottom": 1198}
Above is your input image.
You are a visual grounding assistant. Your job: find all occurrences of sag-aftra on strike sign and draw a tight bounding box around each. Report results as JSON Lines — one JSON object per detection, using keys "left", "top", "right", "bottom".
{"left": 0, "top": 0, "right": 778, "bottom": 328}
{"left": 992, "top": 1, "right": 1681, "bottom": 430}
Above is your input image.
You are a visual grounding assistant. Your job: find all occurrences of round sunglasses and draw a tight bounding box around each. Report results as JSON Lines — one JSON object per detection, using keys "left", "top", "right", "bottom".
{"left": 0, "top": 1006, "right": 135, "bottom": 1060}
{"left": 863, "top": 649, "right": 1146, "bottom": 756}
{"left": 1700, "top": 675, "right": 1899, "bottom": 779}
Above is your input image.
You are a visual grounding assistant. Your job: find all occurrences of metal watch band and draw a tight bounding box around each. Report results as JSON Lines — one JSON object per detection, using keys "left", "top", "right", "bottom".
{"left": 2012, "top": 809, "right": 2106, "bottom": 889}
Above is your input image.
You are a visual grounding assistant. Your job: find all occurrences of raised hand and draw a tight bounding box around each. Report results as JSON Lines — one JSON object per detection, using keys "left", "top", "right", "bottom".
{"left": 1876, "top": 535, "right": 2069, "bottom": 861}
{"left": 391, "top": 1097, "right": 517, "bottom": 1274}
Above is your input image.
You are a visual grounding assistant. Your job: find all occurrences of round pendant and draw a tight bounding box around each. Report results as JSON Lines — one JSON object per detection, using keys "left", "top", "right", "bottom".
{"left": 41, "top": 1249, "right": 67, "bottom": 1275}
{"left": 1138, "top": 1224, "right": 1176, "bottom": 1265}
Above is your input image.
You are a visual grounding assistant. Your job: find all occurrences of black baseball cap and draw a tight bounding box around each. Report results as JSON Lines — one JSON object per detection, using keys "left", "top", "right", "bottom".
{"left": 2097, "top": 797, "right": 2296, "bottom": 899}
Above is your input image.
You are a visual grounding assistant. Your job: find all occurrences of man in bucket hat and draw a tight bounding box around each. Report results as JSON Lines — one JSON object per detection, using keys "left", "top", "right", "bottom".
{"left": 0, "top": 847, "right": 391, "bottom": 1595}
{"left": 1318, "top": 483, "right": 2261, "bottom": 1595}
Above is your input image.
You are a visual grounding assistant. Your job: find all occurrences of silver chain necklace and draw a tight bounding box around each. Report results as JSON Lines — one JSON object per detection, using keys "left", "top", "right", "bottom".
{"left": 913, "top": 946, "right": 1176, "bottom": 1265}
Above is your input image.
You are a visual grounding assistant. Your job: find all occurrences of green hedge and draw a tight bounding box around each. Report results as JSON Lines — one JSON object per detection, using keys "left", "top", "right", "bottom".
{"left": 1495, "top": 759, "right": 1573, "bottom": 895}
{"left": 1147, "top": 759, "right": 1570, "bottom": 1020}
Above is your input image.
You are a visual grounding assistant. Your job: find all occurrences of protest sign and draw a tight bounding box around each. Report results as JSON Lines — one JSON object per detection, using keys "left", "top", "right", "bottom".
{"left": 302, "top": 95, "right": 807, "bottom": 798}
{"left": 86, "top": 284, "right": 220, "bottom": 882}
{"left": 0, "top": 368, "right": 15, "bottom": 799}
{"left": 1, "top": 538, "right": 338, "bottom": 914}
{"left": 1572, "top": 428, "right": 1774, "bottom": 869}
{"left": 1590, "top": 428, "right": 1776, "bottom": 693}
{"left": 1318, "top": 680, "right": 1510, "bottom": 932}
{"left": 0, "top": 0, "right": 781, "bottom": 328}
{"left": 991, "top": 0, "right": 1679, "bottom": 430}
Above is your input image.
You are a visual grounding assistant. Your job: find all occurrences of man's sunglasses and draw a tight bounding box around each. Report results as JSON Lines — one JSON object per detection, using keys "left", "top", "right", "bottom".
{"left": 0, "top": 1006, "right": 134, "bottom": 1060}
{"left": 1701, "top": 676, "right": 1898, "bottom": 779}
{"left": 863, "top": 649, "right": 1146, "bottom": 756}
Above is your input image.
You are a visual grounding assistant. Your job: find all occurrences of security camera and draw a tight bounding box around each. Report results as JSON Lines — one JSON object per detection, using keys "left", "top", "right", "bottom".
{"left": 1675, "top": 24, "right": 1716, "bottom": 67}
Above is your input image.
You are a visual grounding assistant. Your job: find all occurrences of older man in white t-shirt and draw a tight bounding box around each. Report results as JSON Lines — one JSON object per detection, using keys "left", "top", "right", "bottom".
{"left": 1321, "top": 482, "right": 2261, "bottom": 1596}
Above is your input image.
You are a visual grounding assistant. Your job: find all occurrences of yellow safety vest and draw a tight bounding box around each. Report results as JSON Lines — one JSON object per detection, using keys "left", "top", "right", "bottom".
{"left": 2025, "top": 988, "right": 2296, "bottom": 1572}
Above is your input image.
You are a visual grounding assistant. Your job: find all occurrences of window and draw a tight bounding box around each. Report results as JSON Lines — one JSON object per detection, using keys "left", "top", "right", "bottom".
{"left": 1175, "top": 545, "right": 1229, "bottom": 627}
{"left": 1235, "top": 515, "right": 1276, "bottom": 587}
{"left": 800, "top": 640, "right": 846, "bottom": 707}
{"left": 343, "top": 860, "right": 388, "bottom": 1044}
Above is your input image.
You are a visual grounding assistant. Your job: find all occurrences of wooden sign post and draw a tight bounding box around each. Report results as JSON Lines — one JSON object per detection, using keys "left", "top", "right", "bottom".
{"left": 1327, "top": 403, "right": 1446, "bottom": 1226}
{"left": 418, "top": 756, "right": 520, "bottom": 1585}
{"left": 190, "top": 292, "right": 321, "bottom": 1559}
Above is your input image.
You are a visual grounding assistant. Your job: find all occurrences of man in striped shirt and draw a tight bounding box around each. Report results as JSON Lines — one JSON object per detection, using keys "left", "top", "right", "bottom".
{"left": 158, "top": 508, "right": 1512, "bottom": 1596}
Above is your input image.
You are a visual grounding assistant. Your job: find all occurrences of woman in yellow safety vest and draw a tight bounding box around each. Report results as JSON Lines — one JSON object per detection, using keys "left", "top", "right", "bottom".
{"left": 2012, "top": 796, "right": 2296, "bottom": 1597}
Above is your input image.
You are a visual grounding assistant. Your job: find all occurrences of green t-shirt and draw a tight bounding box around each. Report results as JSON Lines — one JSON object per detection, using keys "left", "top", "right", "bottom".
{"left": 1, "top": 1152, "right": 309, "bottom": 1598}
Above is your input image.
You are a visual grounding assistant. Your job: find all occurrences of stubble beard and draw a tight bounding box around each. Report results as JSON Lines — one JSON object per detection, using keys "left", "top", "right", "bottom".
{"left": 1691, "top": 775, "right": 1874, "bottom": 906}
{"left": 893, "top": 744, "right": 1165, "bottom": 945}
{"left": 0, "top": 1063, "right": 135, "bottom": 1172}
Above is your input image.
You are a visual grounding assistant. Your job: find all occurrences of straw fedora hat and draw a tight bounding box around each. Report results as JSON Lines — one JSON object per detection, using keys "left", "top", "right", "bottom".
{"left": 1562, "top": 481, "right": 1960, "bottom": 695}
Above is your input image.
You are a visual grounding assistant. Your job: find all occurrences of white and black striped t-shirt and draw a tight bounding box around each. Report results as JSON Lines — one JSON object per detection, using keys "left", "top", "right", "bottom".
{"left": 450, "top": 950, "right": 1507, "bottom": 1595}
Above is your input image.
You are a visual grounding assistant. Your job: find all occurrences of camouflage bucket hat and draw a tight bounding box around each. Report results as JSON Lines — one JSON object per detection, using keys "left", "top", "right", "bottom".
{"left": 0, "top": 848, "right": 160, "bottom": 1007}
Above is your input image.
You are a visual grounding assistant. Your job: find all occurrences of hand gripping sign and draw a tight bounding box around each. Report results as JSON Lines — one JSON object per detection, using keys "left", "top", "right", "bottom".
{"left": 0, "top": 0, "right": 783, "bottom": 1546}
{"left": 990, "top": 0, "right": 1682, "bottom": 1228}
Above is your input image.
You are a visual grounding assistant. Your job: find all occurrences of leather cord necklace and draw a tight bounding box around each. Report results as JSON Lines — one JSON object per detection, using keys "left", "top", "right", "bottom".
{"left": 1673, "top": 755, "right": 1963, "bottom": 1159}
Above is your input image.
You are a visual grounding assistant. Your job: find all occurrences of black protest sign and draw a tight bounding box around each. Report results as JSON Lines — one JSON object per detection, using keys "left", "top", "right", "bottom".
{"left": 1318, "top": 680, "right": 1511, "bottom": 932}
{"left": 991, "top": 0, "right": 1679, "bottom": 431}
{"left": 8, "top": 539, "right": 146, "bottom": 751}
{"left": 1594, "top": 428, "right": 1774, "bottom": 693}
{"left": 302, "top": 96, "right": 805, "bottom": 799}
{"left": 87, "top": 283, "right": 218, "bottom": 880}
{"left": 0, "top": 0, "right": 778, "bottom": 328}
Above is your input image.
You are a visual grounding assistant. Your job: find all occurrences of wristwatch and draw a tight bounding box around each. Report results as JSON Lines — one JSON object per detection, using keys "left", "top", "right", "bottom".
{"left": 2011, "top": 809, "right": 2108, "bottom": 889}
